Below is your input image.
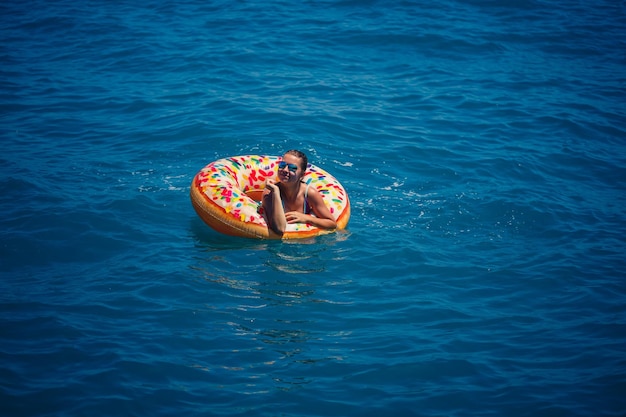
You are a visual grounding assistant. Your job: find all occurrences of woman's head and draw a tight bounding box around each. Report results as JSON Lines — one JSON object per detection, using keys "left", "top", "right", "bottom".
{"left": 278, "top": 150, "right": 308, "bottom": 182}
{"left": 284, "top": 149, "right": 308, "bottom": 172}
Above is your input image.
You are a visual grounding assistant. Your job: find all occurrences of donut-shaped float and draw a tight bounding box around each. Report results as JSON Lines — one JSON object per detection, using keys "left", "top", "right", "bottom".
{"left": 190, "top": 155, "right": 350, "bottom": 239}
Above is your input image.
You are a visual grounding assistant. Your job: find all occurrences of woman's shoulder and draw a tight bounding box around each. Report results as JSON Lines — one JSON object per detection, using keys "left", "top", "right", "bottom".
{"left": 302, "top": 180, "right": 315, "bottom": 195}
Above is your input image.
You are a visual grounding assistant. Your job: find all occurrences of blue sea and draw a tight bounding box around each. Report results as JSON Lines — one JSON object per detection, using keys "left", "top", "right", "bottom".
{"left": 2, "top": 0, "right": 625, "bottom": 416}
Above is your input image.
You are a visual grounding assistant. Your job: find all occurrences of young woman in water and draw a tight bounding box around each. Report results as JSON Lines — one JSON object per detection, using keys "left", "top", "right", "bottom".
{"left": 262, "top": 150, "right": 337, "bottom": 235}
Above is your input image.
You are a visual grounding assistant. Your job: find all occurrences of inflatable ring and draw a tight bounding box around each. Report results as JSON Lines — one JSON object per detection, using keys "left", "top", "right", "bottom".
{"left": 190, "top": 155, "right": 350, "bottom": 239}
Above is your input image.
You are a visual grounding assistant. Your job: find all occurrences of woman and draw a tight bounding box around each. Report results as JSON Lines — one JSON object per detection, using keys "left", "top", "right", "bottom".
{"left": 262, "top": 150, "right": 337, "bottom": 235}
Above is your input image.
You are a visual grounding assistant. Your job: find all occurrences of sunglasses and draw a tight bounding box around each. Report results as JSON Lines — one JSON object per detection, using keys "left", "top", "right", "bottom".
{"left": 278, "top": 161, "right": 298, "bottom": 173}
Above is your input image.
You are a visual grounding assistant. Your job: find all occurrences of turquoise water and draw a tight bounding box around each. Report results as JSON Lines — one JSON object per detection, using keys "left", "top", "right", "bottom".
{"left": 2, "top": 0, "right": 626, "bottom": 416}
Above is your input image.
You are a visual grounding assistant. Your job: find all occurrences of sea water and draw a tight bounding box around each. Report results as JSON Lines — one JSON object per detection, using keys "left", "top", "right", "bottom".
{"left": 1, "top": 1, "right": 625, "bottom": 416}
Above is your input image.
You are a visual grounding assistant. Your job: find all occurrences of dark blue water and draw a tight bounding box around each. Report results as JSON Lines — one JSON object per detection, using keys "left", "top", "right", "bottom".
{"left": 2, "top": 1, "right": 625, "bottom": 416}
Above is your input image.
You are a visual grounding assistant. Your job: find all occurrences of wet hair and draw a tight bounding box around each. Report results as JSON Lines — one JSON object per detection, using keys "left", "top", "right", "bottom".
{"left": 285, "top": 149, "right": 308, "bottom": 172}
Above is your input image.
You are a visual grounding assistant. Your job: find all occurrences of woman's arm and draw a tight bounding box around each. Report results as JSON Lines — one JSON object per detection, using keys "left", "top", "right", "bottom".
{"left": 285, "top": 188, "right": 337, "bottom": 230}
{"left": 262, "top": 179, "right": 287, "bottom": 234}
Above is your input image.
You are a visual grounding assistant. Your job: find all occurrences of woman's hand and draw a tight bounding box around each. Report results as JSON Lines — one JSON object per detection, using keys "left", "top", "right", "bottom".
{"left": 285, "top": 211, "right": 306, "bottom": 224}
{"left": 264, "top": 178, "right": 280, "bottom": 196}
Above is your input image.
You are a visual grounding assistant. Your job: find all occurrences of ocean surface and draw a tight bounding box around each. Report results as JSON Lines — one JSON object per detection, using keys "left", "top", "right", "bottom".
{"left": 2, "top": 0, "right": 625, "bottom": 416}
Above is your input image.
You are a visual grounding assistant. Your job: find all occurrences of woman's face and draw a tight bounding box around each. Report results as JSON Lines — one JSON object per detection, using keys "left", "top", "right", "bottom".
{"left": 278, "top": 153, "right": 303, "bottom": 183}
